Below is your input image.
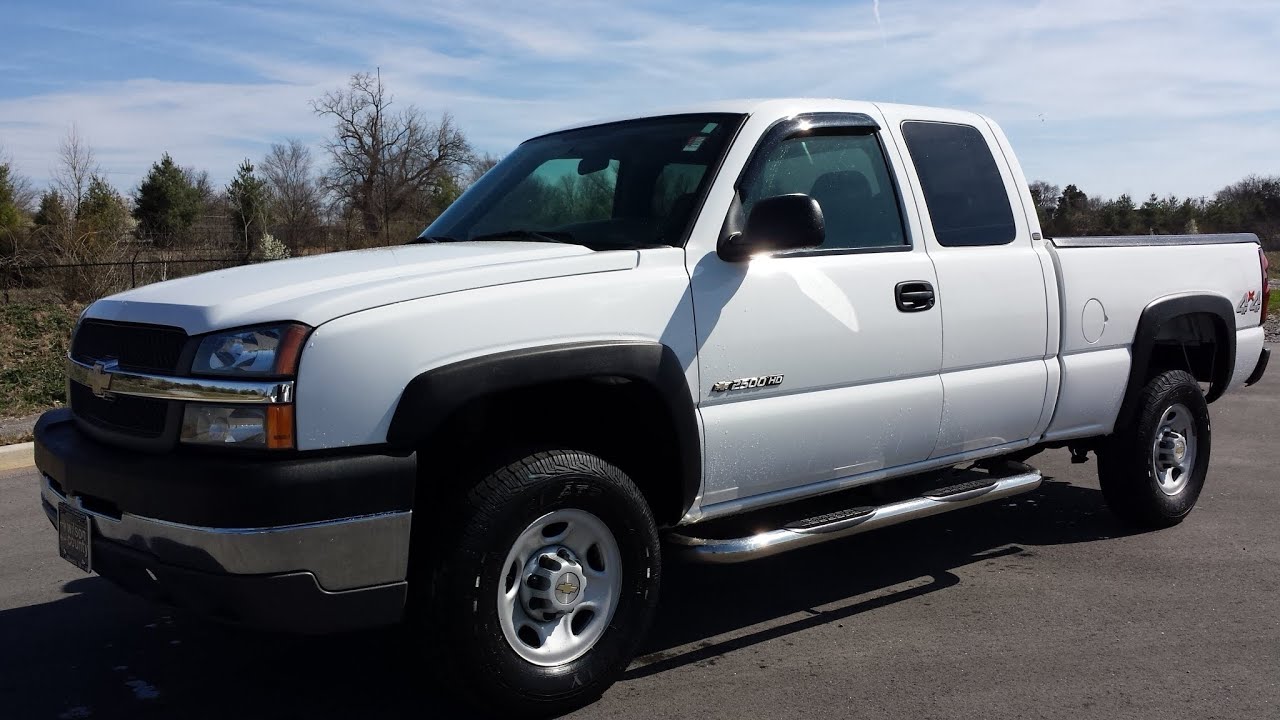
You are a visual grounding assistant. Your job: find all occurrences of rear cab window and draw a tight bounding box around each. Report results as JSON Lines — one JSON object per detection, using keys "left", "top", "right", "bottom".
{"left": 900, "top": 121, "right": 1016, "bottom": 247}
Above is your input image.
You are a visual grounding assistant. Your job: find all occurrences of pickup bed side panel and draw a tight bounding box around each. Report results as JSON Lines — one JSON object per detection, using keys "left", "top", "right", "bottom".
{"left": 1043, "top": 241, "right": 1263, "bottom": 440}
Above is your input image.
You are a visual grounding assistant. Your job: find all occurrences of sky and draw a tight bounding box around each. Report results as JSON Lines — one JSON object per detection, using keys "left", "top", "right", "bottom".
{"left": 0, "top": 0, "right": 1277, "bottom": 202}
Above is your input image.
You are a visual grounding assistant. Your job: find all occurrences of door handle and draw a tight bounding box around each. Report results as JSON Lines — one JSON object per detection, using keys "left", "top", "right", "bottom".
{"left": 896, "top": 281, "right": 935, "bottom": 312}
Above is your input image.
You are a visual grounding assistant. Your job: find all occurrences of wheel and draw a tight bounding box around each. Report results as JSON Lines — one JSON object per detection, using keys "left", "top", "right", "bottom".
{"left": 1097, "top": 370, "right": 1211, "bottom": 528}
{"left": 428, "top": 450, "right": 660, "bottom": 713}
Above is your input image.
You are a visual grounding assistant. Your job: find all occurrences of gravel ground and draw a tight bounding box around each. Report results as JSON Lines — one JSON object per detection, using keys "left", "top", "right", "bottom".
{"left": 0, "top": 412, "right": 42, "bottom": 445}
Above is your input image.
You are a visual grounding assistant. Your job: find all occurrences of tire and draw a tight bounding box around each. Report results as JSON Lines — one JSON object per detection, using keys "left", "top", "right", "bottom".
{"left": 1097, "top": 370, "right": 1211, "bottom": 529}
{"left": 428, "top": 450, "right": 660, "bottom": 714}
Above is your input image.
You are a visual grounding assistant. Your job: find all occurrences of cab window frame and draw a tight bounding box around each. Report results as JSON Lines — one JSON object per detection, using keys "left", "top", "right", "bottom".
{"left": 725, "top": 112, "right": 914, "bottom": 258}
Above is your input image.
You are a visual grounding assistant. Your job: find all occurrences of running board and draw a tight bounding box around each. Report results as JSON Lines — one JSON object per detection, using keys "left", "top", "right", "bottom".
{"left": 668, "top": 468, "right": 1043, "bottom": 564}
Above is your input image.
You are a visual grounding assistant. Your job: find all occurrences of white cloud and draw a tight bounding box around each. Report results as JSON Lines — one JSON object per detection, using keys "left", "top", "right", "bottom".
{"left": 1, "top": 0, "right": 1276, "bottom": 198}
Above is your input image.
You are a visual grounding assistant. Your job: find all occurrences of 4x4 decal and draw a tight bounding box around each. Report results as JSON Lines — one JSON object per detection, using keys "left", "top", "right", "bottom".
{"left": 1237, "top": 290, "right": 1262, "bottom": 315}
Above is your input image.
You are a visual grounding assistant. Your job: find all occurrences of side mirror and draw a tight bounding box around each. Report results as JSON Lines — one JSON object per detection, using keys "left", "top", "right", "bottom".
{"left": 718, "top": 194, "right": 825, "bottom": 262}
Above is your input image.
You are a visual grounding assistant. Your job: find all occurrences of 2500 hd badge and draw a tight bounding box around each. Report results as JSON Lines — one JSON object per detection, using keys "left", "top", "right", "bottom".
{"left": 711, "top": 374, "right": 785, "bottom": 392}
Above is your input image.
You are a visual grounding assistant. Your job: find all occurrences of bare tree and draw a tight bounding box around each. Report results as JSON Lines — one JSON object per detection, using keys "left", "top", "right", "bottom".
{"left": 53, "top": 125, "right": 100, "bottom": 217}
{"left": 261, "top": 138, "right": 321, "bottom": 249}
{"left": 312, "top": 71, "right": 473, "bottom": 242}
{"left": 467, "top": 152, "right": 501, "bottom": 186}
{"left": 183, "top": 165, "right": 217, "bottom": 205}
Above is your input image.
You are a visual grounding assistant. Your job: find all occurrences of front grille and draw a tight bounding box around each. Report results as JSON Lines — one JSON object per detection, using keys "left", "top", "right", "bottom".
{"left": 71, "top": 320, "right": 188, "bottom": 374}
{"left": 69, "top": 382, "right": 169, "bottom": 438}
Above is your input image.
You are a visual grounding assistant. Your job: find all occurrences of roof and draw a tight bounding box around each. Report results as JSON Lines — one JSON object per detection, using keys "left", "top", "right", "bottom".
{"left": 539, "top": 98, "right": 980, "bottom": 137}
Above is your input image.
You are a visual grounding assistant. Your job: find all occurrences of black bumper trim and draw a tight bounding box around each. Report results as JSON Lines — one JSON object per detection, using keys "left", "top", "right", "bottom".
{"left": 35, "top": 408, "right": 417, "bottom": 528}
{"left": 90, "top": 535, "right": 406, "bottom": 633}
{"left": 1245, "top": 347, "right": 1269, "bottom": 386}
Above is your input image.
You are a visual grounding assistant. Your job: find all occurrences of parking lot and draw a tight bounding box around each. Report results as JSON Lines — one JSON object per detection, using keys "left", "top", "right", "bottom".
{"left": 1, "top": 371, "right": 1276, "bottom": 719}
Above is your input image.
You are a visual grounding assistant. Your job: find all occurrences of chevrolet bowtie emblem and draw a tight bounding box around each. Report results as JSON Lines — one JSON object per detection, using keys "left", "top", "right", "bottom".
{"left": 556, "top": 579, "right": 579, "bottom": 595}
{"left": 88, "top": 359, "right": 118, "bottom": 398}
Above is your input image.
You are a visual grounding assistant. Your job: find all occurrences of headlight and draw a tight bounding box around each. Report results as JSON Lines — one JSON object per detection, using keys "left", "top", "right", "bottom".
{"left": 181, "top": 404, "right": 295, "bottom": 449}
{"left": 191, "top": 323, "right": 309, "bottom": 377}
{"left": 185, "top": 321, "right": 306, "bottom": 450}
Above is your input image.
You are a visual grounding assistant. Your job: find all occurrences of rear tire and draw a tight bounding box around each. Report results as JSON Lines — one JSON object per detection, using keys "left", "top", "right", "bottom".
{"left": 1097, "top": 370, "right": 1211, "bottom": 528}
{"left": 427, "top": 450, "right": 660, "bottom": 714}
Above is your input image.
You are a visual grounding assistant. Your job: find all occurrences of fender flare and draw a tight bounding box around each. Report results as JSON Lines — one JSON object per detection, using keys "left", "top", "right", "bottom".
{"left": 1122, "top": 294, "right": 1236, "bottom": 420}
{"left": 386, "top": 340, "right": 702, "bottom": 515}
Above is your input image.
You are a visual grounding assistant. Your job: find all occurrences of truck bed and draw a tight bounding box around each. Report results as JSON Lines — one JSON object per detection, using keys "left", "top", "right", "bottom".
{"left": 1040, "top": 232, "right": 1266, "bottom": 443}
{"left": 1050, "top": 233, "right": 1259, "bottom": 248}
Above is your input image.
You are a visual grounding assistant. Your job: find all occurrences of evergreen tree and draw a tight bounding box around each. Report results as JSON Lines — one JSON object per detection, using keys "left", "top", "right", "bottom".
{"left": 34, "top": 190, "right": 69, "bottom": 229}
{"left": 79, "top": 175, "right": 131, "bottom": 242}
{"left": 133, "top": 152, "right": 201, "bottom": 246}
{"left": 0, "top": 163, "right": 23, "bottom": 235}
{"left": 226, "top": 158, "right": 271, "bottom": 258}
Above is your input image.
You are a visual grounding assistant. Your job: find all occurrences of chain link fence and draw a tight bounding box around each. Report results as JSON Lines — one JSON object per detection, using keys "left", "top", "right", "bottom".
{"left": 0, "top": 248, "right": 264, "bottom": 305}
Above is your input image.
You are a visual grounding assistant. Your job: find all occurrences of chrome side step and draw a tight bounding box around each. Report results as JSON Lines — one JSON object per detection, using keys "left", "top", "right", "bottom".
{"left": 668, "top": 468, "right": 1042, "bottom": 564}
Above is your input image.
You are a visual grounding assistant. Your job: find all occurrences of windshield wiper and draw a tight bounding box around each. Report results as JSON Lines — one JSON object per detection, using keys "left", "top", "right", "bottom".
{"left": 413, "top": 235, "right": 461, "bottom": 243}
{"left": 467, "top": 229, "right": 578, "bottom": 245}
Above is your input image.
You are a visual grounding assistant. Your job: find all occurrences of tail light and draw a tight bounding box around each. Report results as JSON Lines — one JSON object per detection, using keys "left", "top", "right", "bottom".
{"left": 1262, "top": 248, "right": 1272, "bottom": 324}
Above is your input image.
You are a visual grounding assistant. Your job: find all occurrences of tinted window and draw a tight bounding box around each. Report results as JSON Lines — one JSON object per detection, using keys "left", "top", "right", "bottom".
{"left": 421, "top": 114, "right": 743, "bottom": 250}
{"left": 652, "top": 163, "right": 707, "bottom": 217}
{"left": 742, "top": 133, "right": 906, "bottom": 250}
{"left": 901, "top": 121, "right": 1016, "bottom": 247}
{"left": 473, "top": 158, "right": 619, "bottom": 235}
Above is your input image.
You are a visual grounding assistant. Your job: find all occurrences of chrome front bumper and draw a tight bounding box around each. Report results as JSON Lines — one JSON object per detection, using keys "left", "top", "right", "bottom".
{"left": 41, "top": 474, "right": 411, "bottom": 592}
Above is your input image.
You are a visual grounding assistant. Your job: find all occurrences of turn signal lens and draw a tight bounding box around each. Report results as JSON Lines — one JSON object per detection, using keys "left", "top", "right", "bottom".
{"left": 266, "top": 405, "right": 295, "bottom": 450}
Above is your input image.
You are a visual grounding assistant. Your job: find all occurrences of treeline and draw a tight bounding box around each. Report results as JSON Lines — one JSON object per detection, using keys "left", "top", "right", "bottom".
{"left": 3, "top": 71, "right": 1278, "bottom": 304}
{"left": 0, "top": 71, "right": 499, "bottom": 301}
{"left": 1029, "top": 179, "right": 1280, "bottom": 247}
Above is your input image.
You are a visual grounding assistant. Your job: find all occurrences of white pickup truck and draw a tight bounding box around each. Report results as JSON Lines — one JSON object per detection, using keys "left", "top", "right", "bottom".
{"left": 35, "top": 99, "right": 1270, "bottom": 713}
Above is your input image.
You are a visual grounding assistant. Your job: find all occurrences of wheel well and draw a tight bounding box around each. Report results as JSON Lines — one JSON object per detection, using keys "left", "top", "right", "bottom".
{"left": 418, "top": 377, "right": 688, "bottom": 527}
{"left": 1143, "top": 312, "right": 1231, "bottom": 401}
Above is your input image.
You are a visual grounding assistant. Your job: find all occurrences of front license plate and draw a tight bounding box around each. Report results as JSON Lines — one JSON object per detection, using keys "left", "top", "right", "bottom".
{"left": 57, "top": 502, "right": 92, "bottom": 573}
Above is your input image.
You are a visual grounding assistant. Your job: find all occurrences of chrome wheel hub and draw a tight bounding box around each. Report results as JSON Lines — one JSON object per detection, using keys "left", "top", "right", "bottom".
{"left": 519, "top": 546, "right": 588, "bottom": 621}
{"left": 497, "top": 508, "right": 622, "bottom": 666}
{"left": 1152, "top": 403, "right": 1196, "bottom": 496}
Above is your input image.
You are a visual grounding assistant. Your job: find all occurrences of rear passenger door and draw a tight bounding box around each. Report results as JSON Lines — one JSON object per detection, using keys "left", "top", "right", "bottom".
{"left": 880, "top": 107, "right": 1051, "bottom": 457}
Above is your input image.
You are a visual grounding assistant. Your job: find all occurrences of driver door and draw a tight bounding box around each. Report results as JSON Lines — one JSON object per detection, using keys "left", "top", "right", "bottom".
{"left": 689, "top": 112, "right": 944, "bottom": 510}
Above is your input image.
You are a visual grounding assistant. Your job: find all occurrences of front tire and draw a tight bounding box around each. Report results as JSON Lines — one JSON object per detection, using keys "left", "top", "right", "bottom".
{"left": 429, "top": 450, "right": 660, "bottom": 713}
{"left": 1097, "top": 370, "right": 1211, "bottom": 528}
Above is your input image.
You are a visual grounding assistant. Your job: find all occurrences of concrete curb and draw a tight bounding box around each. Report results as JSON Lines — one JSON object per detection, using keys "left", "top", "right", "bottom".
{"left": 0, "top": 442, "right": 35, "bottom": 472}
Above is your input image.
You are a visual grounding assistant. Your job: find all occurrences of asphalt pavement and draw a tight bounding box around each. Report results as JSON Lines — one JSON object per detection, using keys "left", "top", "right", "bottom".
{"left": 1, "top": 372, "right": 1277, "bottom": 719}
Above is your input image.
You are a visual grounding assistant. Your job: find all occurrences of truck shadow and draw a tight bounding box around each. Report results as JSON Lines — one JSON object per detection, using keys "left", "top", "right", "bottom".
{"left": 630, "top": 477, "right": 1125, "bottom": 677}
{"left": 0, "top": 477, "right": 1130, "bottom": 719}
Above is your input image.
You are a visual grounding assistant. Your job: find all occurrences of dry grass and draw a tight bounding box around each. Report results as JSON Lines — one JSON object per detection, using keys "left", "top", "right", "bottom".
{"left": 0, "top": 303, "right": 81, "bottom": 418}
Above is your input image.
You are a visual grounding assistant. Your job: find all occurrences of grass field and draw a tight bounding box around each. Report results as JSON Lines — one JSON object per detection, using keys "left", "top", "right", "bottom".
{"left": 0, "top": 303, "right": 79, "bottom": 423}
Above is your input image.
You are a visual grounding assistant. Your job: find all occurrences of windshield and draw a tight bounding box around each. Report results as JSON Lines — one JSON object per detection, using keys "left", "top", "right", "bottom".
{"left": 419, "top": 113, "right": 745, "bottom": 250}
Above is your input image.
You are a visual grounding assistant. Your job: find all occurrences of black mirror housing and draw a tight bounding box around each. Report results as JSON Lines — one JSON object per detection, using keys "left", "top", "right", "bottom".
{"left": 718, "top": 194, "right": 825, "bottom": 262}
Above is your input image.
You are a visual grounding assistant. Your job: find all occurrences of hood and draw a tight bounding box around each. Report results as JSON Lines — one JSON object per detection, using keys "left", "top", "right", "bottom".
{"left": 84, "top": 242, "right": 639, "bottom": 335}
